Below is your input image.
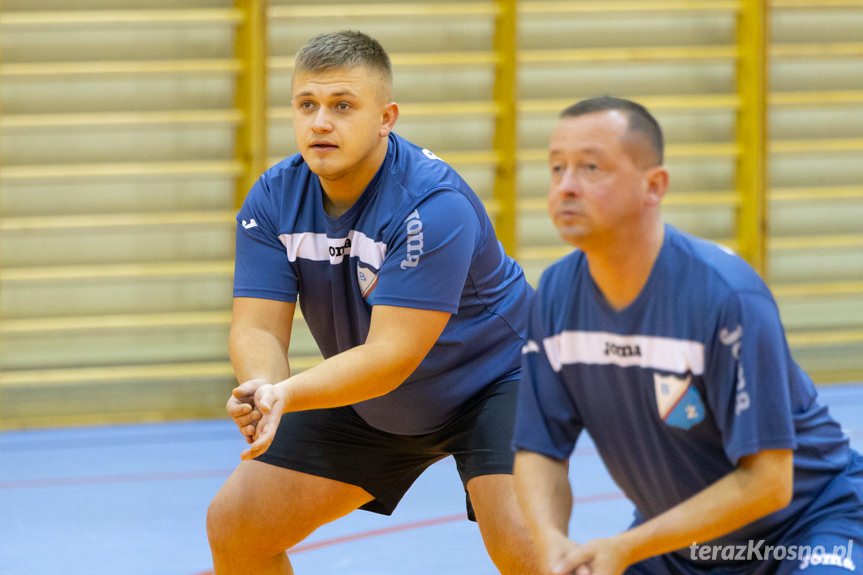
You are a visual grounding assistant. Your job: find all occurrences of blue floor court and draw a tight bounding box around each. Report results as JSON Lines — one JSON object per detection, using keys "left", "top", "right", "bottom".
{"left": 1, "top": 384, "right": 861, "bottom": 575}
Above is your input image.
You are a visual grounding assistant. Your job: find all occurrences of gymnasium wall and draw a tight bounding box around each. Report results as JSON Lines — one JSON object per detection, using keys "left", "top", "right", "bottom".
{"left": 1, "top": 0, "right": 861, "bottom": 428}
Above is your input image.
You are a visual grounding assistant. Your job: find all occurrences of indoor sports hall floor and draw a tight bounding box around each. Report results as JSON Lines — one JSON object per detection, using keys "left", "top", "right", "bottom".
{"left": 1, "top": 384, "right": 861, "bottom": 575}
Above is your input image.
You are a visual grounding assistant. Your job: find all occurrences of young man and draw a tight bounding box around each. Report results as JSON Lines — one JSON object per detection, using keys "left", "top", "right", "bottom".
{"left": 512, "top": 96, "right": 863, "bottom": 575}
{"left": 206, "top": 31, "right": 540, "bottom": 574}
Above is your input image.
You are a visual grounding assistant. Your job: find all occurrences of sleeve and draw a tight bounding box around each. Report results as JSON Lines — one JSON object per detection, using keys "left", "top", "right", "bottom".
{"left": 371, "top": 191, "right": 479, "bottom": 313}
{"left": 511, "top": 272, "right": 584, "bottom": 460}
{"left": 704, "top": 291, "right": 797, "bottom": 465}
{"left": 233, "top": 176, "right": 299, "bottom": 303}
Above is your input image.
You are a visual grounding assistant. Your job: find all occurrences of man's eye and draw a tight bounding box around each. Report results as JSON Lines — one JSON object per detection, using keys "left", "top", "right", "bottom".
{"left": 336, "top": 102, "right": 350, "bottom": 111}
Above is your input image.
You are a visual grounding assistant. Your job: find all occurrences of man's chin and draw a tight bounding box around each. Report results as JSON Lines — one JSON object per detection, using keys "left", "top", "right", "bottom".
{"left": 302, "top": 157, "right": 341, "bottom": 177}
{"left": 556, "top": 227, "right": 589, "bottom": 247}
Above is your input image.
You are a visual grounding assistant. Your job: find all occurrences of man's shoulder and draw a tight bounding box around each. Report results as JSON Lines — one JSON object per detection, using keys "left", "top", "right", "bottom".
{"left": 372, "top": 134, "right": 488, "bottom": 234}
{"left": 665, "top": 225, "right": 769, "bottom": 298}
{"left": 249, "top": 154, "right": 317, "bottom": 215}
{"left": 389, "top": 133, "right": 474, "bottom": 197}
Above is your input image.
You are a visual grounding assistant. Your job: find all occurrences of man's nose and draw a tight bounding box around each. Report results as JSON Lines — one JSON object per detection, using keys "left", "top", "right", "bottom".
{"left": 311, "top": 109, "right": 333, "bottom": 132}
{"left": 554, "top": 167, "right": 582, "bottom": 197}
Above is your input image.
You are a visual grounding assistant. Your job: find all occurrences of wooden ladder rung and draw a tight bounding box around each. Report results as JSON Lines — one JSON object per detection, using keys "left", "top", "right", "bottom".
{"left": 0, "top": 8, "right": 245, "bottom": 27}
{"left": 0, "top": 312, "right": 232, "bottom": 334}
{"left": 771, "top": 43, "right": 863, "bottom": 58}
{"left": 521, "top": 1, "right": 742, "bottom": 14}
{"left": 771, "top": 90, "right": 863, "bottom": 107}
{"left": 787, "top": 329, "right": 863, "bottom": 347}
{"left": 770, "top": 186, "right": 863, "bottom": 201}
{"left": 772, "top": 281, "right": 863, "bottom": 298}
{"left": 772, "top": 0, "right": 863, "bottom": 8}
{"left": 770, "top": 234, "right": 863, "bottom": 251}
{"left": 0, "top": 211, "right": 235, "bottom": 231}
{"left": 0, "top": 358, "right": 323, "bottom": 388}
{"left": 0, "top": 310, "right": 308, "bottom": 334}
{"left": 771, "top": 138, "right": 863, "bottom": 154}
{"left": 269, "top": 3, "right": 500, "bottom": 19}
{"left": 0, "top": 109, "right": 243, "bottom": 129}
{"left": 0, "top": 261, "right": 234, "bottom": 282}
{"left": 0, "top": 362, "right": 234, "bottom": 387}
{"left": 519, "top": 45, "right": 738, "bottom": 64}
{"left": 0, "top": 160, "right": 243, "bottom": 181}
{"left": 0, "top": 59, "right": 242, "bottom": 78}
{"left": 520, "top": 94, "right": 741, "bottom": 113}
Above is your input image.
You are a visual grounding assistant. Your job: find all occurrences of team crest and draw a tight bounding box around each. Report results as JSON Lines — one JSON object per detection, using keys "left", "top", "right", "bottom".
{"left": 357, "top": 264, "right": 379, "bottom": 302}
{"left": 654, "top": 373, "right": 704, "bottom": 430}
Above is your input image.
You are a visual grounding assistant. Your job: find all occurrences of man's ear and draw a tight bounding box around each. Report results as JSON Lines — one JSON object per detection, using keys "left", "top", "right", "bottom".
{"left": 644, "top": 166, "right": 669, "bottom": 207}
{"left": 380, "top": 102, "right": 399, "bottom": 137}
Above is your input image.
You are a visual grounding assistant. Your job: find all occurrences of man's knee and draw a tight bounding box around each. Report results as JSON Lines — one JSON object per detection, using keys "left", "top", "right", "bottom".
{"left": 207, "top": 463, "right": 373, "bottom": 559}
{"left": 206, "top": 490, "right": 301, "bottom": 558}
{"left": 206, "top": 497, "right": 227, "bottom": 550}
{"left": 207, "top": 494, "right": 250, "bottom": 554}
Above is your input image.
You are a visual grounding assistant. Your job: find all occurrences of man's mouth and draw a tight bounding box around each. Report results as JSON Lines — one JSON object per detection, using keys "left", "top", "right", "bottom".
{"left": 555, "top": 207, "right": 585, "bottom": 221}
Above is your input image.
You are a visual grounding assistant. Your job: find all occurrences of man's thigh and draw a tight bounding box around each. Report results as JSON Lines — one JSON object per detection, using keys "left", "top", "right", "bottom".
{"left": 445, "top": 378, "right": 520, "bottom": 483}
{"left": 440, "top": 378, "right": 520, "bottom": 520}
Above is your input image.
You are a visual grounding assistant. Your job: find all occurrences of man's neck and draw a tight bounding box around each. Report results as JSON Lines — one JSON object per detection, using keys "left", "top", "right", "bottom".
{"left": 583, "top": 220, "right": 665, "bottom": 312}
{"left": 319, "top": 141, "right": 389, "bottom": 218}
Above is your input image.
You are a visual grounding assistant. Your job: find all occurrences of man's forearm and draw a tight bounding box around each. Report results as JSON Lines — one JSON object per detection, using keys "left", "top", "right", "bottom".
{"left": 617, "top": 449, "right": 793, "bottom": 566}
{"left": 229, "top": 325, "right": 291, "bottom": 383}
{"left": 266, "top": 304, "right": 450, "bottom": 413}
{"left": 514, "top": 451, "right": 574, "bottom": 543}
{"left": 273, "top": 339, "right": 419, "bottom": 412}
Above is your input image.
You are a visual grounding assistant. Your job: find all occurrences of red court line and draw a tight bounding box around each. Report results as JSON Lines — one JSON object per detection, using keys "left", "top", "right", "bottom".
{"left": 190, "top": 490, "right": 626, "bottom": 575}
{"left": 292, "top": 512, "right": 469, "bottom": 554}
{"left": 0, "top": 469, "right": 232, "bottom": 490}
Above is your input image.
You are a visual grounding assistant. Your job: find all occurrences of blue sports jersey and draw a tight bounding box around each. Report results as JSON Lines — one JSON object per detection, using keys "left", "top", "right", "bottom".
{"left": 513, "top": 224, "right": 863, "bottom": 567}
{"left": 234, "top": 132, "right": 532, "bottom": 435}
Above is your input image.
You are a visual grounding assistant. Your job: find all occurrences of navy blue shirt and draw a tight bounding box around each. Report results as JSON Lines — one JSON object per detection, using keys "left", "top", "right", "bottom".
{"left": 235, "top": 133, "right": 532, "bottom": 434}
{"left": 514, "top": 224, "right": 861, "bottom": 565}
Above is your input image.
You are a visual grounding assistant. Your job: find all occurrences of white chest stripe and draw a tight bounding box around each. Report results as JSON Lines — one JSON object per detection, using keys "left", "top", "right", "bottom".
{"left": 279, "top": 231, "right": 387, "bottom": 268}
{"left": 279, "top": 232, "right": 328, "bottom": 261}
{"left": 542, "top": 331, "right": 704, "bottom": 375}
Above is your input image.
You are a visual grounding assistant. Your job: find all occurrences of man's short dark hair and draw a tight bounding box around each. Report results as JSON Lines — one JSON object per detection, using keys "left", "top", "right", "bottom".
{"left": 561, "top": 96, "right": 664, "bottom": 166}
{"left": 294, "top": 30, "right": 392, "bottom": 90}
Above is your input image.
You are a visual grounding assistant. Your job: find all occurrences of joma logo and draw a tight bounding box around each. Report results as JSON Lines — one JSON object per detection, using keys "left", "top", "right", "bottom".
{"left": 604, "top": 342, "right": 642, "bottom": 358}
{"left": 400, "top": 209, "right": 424, "bottom": 270}
{"left": 329, "top": 238, "right": 351, "bottom": 258}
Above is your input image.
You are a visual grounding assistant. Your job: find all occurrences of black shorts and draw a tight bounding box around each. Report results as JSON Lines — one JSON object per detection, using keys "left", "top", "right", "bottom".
{"left": 256, "top": 377, "right": 519, "bottom": 521}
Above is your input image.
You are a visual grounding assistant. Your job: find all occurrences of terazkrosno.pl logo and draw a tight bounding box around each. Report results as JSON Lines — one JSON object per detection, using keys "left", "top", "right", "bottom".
{"left": 688, "top": 539, "right": 855, "bottom": 571}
